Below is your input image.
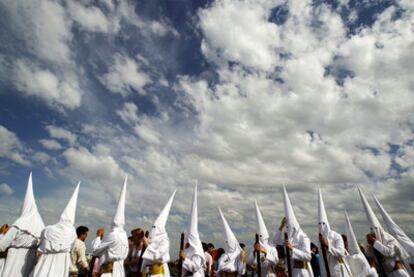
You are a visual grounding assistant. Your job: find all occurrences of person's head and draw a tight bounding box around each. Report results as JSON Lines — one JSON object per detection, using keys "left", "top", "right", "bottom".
{"left": 202, "top": 242, "right": 208, "bottom": 252}
{"left": 207, "top": 243, "right": 215, "bottom": 252}
{"left": 131, "top": 228, "right": 145, "bottom": 245}
{"left": 341, "top": 234, "right": 348, "bottom": 251}
{"left": 239, "top": 243, "right": 245, "bottom": 250}
{"left": 310, "top": 242, "right": 318, "bottom": 253}
{"left": 76, "top": 226, "right": 89, "bottom": 241}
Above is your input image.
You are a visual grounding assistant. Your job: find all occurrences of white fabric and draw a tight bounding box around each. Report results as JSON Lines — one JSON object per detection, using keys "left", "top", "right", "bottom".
{"left": 358, "top": 187, "right": 410, "bottom": 276}
{"left": 278, "top": 186, "right": 313, "bottom": 277}
{"left": 374, "top": 196, "right": 414, "bottom": 260}
{"left": 344, "top": 212, "right": 378, "bottom": 277}
{"left": 113, "top": 176, "right": 127, "bottom": 228}
{"left": 183, "top": 251, "right": 204, "bottom": 277}
{"left": 0, "top": 226, "right": 38, "bottom": 277}
{"left": 217, "top": 208, "right": 242, "bottom": 274}
{"left": 12, "top": 173, "right": 44, "bottom": 239}
{"left": 318, "top": 188, "right": 352, "bottom": 277}
{"left": 274, "top": 230, "right": 314, "bottom": 277}
{"left": 184, "top": 183, "right": 205, "bottom": 274}
{"left": 254, "top": 201, "right": 269, "bottom": 244}
{"left": 0, "top": 233, "right": 4, "bottom": 276}
{"left": 247, "top": 244, "right": 278, "bottom": 277}
{"left": 142, "top": 191, "right": 176, "bottom": 277}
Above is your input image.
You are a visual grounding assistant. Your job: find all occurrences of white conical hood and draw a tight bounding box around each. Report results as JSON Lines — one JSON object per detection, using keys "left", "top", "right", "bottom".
{"left": 60, "top": 182, "right": 80, "bottom": 224}
{"left": 358, "top": 186, "right": 385, "bottom": 242}
{"left": 219, "top": 207, "right": 240, "bottom": 254}
{"left": 12, "top": 172, "right": 45, "bottom": 238}
{"left": 318, "top": 186, "right": 331, "bottom": 237}
{"left": 186, "top": 183, "right": 204, "bottom": 259}
{"left": 283, "top": 185, "right": 301, "bottom": 239}
{"left": 149, "top": 189, "right": 176, "bottom": 242}
{"left": 254, "top": 200, "right": 269, "bottom": 244}
{"left": 374, "top": 195, "right": 414, "bottom": 257}
{"left": 344, "top": 211, "right": 361, "bottom": 255}
{"left": 112, "top": 176, "right": 127, "bottom": 228}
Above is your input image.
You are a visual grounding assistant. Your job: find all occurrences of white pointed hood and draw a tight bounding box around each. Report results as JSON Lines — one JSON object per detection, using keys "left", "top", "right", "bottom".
{"left": 42, "top": 182, "right": 80, "bottom": 251}
{"left": 12, "top": 172, "right": 45, "bottom": 238}
{"left": 358, "top": 186, "right": 385, "bottom": 242}
{"left": 149, "top": 190, "right": 176, "bottom": 241}
{"left": 318, "top": 186, "right": 331, "bottom": 237}
{"left": 254, "top": 200, "right": 269, "bottom": 244}
{"left": 283, "top": 185, "right": 301, "bottom": 239}
{"left": 219, "top": 207, "right": 241, "bottom": 255}
{"left": 185, "top": 183, "right": 205, "bottom": 259}
{"left": 344, "top": 211, "right": 361, "bottom": 255}
{"left": 374, "top": 195, "right": 414, "bottom": 257}
{"left": 112, "top": 176, "right": 127, "bottom": 229}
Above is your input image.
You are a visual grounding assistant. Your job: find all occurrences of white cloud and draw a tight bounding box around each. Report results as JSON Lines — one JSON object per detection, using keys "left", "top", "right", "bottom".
{"left": 13, "top": 60, "right": 82, "bottom": 110}
{"left": 32, "top": 152, "right": 51, "bottom": 164}
{"left": 39, "top": 139, "right": 63, "bottom": 150}
{"left": 0, "top": 183, "right": 14, "bottom": 196}
{"left": 0, "top": 125, "right": 30, "bottom": 166}
{"left": 46, "top": 125, "right": 77, "bottom": 145}
{"left": 100, "top": 54, "right": 152, "bottom": 96}
{"left": 117, "top": 102, "right": 139, "bottom": 125}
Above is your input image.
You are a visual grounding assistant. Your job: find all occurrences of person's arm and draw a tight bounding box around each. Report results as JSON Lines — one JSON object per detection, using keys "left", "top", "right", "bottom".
{"left": 92, "top": 236, "right": 113, "bottom": 256}
{"left": 372, "top": 240, "right": 395, "bottom": 257}
{"left": 291, "top": 236, "right": 312, "bottom": 262}
{"left": 327, "top": 235, "right": 346, "bottom": 259}
{"left": 0, "top": 226, "right": 17, "bottom": 252}
{"left": 78, "top": 242, "right": 89, "bottom": 270}
{"left": 264, "top": 246, "right": 278, "bottom": 265}
{"left": 247, "top": 251, "right": 256, "bottom": 266}
{"left": 144, "top": 239, "right": 169, "bottom": 262}
{"left": 183, "top": 255, "right": 203, "bottom": 273}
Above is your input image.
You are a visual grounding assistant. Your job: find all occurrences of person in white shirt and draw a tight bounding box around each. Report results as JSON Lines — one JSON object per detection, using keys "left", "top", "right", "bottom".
{"left": 70, "top": 226, "right": 89, "bottom": 277}
{"left": 92, "top": 177, "right": 129, "bottom": 277}
{"left": 0, "top": 173, "right": 45, "bottom": 277}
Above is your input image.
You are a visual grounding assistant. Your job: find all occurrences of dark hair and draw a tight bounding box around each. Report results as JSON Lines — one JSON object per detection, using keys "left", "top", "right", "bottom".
{"left": 76, "top": 226, "right": 89, "bottom": 238}
{"left": 131, "top": 228, "right": 145, "bottom": 239}
{"left": 239, "top": 243, "right": 245, "bottom": 249}
{"left": 207, "top": 243, "right": 215, "bottom": 249}
{"left": 216, "top": 248, "right": 225, "bottom": 260}
{"left": 128, "top": 236, "right": 133, "bottom": 241}
{"left": 202, "top": 242, "right": 208, "bottom": 252}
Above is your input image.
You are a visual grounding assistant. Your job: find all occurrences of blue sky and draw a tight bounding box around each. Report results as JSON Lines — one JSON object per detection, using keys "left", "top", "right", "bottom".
{"left": 0, "top": 0, "right": 413, "bottom": 252}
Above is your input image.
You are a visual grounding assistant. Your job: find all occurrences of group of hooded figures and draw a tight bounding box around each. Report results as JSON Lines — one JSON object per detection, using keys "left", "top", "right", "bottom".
{"left": 0, "top": 173, "right": 413, "bottom": 277}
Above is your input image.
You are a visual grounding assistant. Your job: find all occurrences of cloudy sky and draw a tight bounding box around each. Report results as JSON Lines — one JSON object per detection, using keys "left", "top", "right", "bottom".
{"left": 0, "top": 0, "right": 413, "bottom": 253}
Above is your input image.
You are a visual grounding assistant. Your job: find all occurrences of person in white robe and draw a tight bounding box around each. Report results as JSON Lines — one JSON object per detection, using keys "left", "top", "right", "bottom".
{"left": 0, "top": 224, "right": 9, "bottom": 276}
{"left": 32, "top": 182, "right": 80, "bottom": 277}
{"left": 274, "top": 186, "right": 313, "bottom": 277}
{"left": 216, "top": 208, "right": 245, "bottom": 277}
{"left": 373, "top": 195, "right": 414, "bottom": 273}
{"left": 180, "top": 184, "right": 205, "bottom": 277}
{"left": 247, "top": 201, "right": 278, "bottom": 277}
{"left": 358, "top": 187, "right": 410, "bottom": 277}
{"left": 0, "top": 173, "right": 45, "bottom": 277}
{"left": 141, "top": 190, "right": 176, "bottom": 277}
{"left": 317, "top": 187, "right": 352, "bottom": 277}
{"left": 92, "top": 177, "right": 129, "bottom": 277}
{"left": 343, "top": 211, "right": 378, "bottom": 277}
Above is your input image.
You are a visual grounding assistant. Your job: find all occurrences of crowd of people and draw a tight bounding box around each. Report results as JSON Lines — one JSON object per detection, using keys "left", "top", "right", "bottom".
{"left": 0, "top": 173, "right": 413, "bottom": 277}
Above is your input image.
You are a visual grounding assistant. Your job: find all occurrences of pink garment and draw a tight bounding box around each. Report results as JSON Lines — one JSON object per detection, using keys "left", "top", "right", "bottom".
{"left": 93, "top": 257, "right": 100, "bottom": 273}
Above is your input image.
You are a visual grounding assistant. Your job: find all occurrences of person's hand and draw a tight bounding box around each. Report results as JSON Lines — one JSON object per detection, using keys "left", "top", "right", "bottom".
{"left": 0, "top": 224, "right": 9, "bottom": 234}
{"left": 179, "top": 250, "right": 186, "bottom": 260}
{"left": 97, "top": 228, "right": 105, "bottom": 239}
{"left": 319, "top": 234, "right": 329, "bottom": 248}
{"left": 366, "top": 233, "right": 376, "bottom": 245}
{"left": 254, "top": 243, "right": 267, "bottom": 254}
{"left": 278, "top": 217, "right": 287, "bottom": 231}
{"left": 285, "top": 239, "right": 292, "bottom": 251}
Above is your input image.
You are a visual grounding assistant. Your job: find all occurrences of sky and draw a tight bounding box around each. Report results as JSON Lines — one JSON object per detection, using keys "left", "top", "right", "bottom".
{"left": 0, "top": 0, "right": 413, "bottom": 254}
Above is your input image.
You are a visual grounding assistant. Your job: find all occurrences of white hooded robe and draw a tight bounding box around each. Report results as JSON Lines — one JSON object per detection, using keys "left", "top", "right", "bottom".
{"left": 0, "top": 173, "right": 44, "bottom": 277}
{"left": 32, "top": 182, "right": 80, "bottom": 277}
{"left": 274, "top": 186, "right": 313, "bottom": 277}
{"left": 92, "top": 177, "right": 129, "bottom": 277}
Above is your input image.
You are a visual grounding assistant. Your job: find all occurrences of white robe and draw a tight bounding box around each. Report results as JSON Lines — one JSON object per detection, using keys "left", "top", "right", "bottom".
{"left": 182, "top": 253, "right": 204, "bottom": 277}
{"left": 92, "top": 228, "right": 129, "bottom": 277}
{"left": 369, "top": 239, "right": 410, "bottom": 277}
{"left": 345, "top": 252, "right": 378, "bottom": 277}
{"left": 217, "top": 252, "right": 245, "bottom": 277}
{"left": 142, "top": 232, "right": 171, "bottom": 277}
{"left": 318, "top": 231, "right": 352, "bottom": 277}
{"left": 247, "top": 243, "right": 278, "bottom": 277}
{"left": 0, "top": 226, "right": 39, "bottom": 277}
{"left": 274, "top": 230, "right": 314, "bottom": 277}
{"left": 0, "top": 234, "right": 4, "bottom": 276}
